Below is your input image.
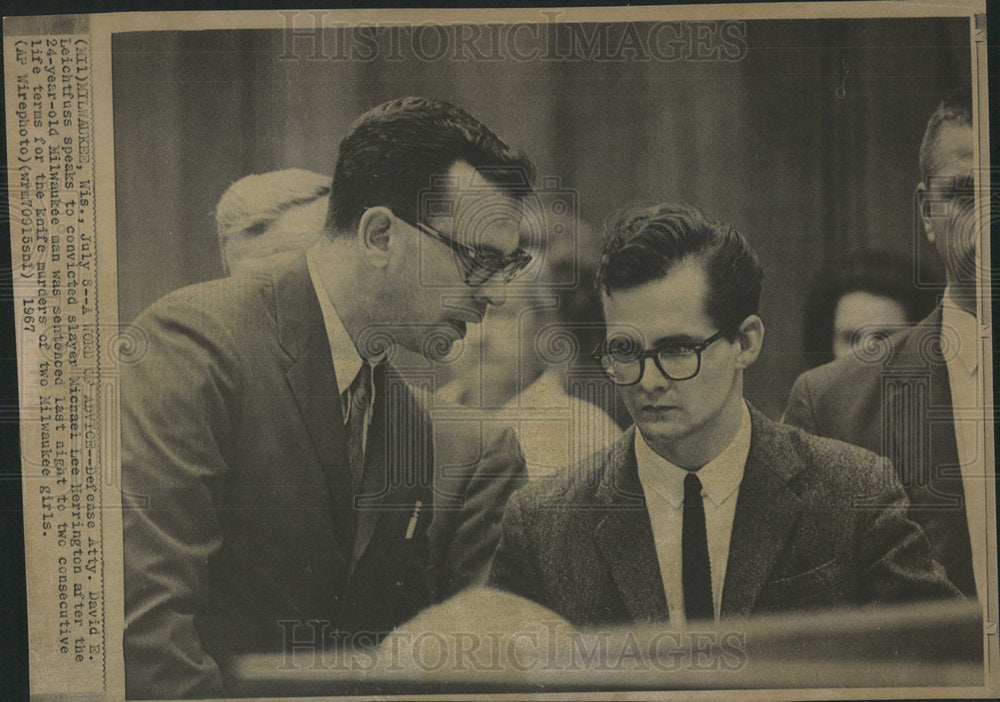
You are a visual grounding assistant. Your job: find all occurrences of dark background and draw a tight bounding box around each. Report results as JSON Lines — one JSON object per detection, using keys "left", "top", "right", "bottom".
{"left": 112, "top": 17, "right": 969, "bottom": 418}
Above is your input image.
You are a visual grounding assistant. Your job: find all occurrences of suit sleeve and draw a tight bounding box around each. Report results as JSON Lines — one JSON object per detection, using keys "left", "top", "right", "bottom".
{"left": 783, "top": 372, "right": 820, "bottom": 434}
{"left": 487, "top": 490, "right": 543, "bottom": 604}
{"left": 855, "top": 456, "right": 962, "bottom": 604}
{"left": 121, "top": 301, "right": 241, "bottom": 699}
{"left": 432, "top": 426, "right": 527, "bottom": 597}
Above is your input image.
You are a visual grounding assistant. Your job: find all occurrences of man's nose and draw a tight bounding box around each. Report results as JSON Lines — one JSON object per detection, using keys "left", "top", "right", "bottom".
{"left": 637, "top": 358, "right": 670, "bottom": 393}
{"left": 474, "top": 275, "right": 508, "bottom": 308}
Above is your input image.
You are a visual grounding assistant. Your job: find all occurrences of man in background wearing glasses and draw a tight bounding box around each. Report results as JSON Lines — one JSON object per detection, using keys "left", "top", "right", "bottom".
{"left": 490, "top": 203, "right": 959, "bottom": 629}
{"left": 122, "top": 97, "right": 534, "bottom": 698}
{"left": 784, "top": 89, "right": 985, "bottom": 604}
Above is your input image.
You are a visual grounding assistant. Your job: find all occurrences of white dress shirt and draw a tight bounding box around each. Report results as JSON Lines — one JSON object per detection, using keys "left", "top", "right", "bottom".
{"left": 635, "top": 402, "right": 751, "bottom": 626}
{"left": 941, "top": 291, "right": 986, "bottom": 603}
{"left": 307, "top": 248, "right": 377, "bottom": 456}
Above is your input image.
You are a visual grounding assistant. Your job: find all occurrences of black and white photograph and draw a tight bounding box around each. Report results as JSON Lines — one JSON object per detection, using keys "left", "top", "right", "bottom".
{"left": 3, "top": 4, "right": 996, "bottom": 700}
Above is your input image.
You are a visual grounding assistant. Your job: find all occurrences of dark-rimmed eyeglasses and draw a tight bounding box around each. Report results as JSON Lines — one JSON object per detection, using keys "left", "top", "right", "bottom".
{"left": 406, "top": 218, "right": 532, "bottom": 287}
{"left": 592, "top": 329, "right": 730, "bottom": 385}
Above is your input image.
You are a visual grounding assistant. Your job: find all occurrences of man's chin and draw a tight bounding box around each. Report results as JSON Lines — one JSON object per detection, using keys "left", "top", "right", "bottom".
{"left": 635, "top": 416, "right": 686, "bottom": 443}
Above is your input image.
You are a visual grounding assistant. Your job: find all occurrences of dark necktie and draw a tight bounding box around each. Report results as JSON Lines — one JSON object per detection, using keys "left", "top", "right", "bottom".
{"left": 683, "top": 472, "right": 714, "bottom": 622}
{"left": 345, "top": 362, "right": 373, "bottom": 489}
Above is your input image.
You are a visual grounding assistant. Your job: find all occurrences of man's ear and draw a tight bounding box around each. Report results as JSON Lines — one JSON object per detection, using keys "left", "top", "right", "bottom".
{"left": 357, "top": 206, "right": 394, "bottom": 268}
{"left": 915, "top": 182, "right": 935, "bottom": 244}
{"left": 733, "top": 315, "right": 764, "bottom": 370}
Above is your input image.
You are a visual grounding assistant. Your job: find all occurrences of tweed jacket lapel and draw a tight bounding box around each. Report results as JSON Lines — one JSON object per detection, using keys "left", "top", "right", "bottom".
{"left": 593, "top": 428, "right": 670, "bottom": 623}
{"left": 273, "top": 255, "right": 355, "bottom": 556}
{"left": 721, "top": 408, "right": 804, "bottom": 617}
{"left": 594, "top": 411, "right": 809, "bottom": 621}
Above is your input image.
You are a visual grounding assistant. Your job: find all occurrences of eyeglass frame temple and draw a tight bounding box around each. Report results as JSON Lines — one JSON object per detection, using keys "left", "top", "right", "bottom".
{"left": 412, "top": 220, "right": 532, "bottom": 285}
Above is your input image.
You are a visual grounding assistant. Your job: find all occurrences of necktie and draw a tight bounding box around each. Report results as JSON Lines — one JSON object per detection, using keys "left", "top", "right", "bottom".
{"left": 683, "top": 472, "right": 714, "bottom": 623}
{"left": 345, "top": 362, "right": 373, "bottom": 488}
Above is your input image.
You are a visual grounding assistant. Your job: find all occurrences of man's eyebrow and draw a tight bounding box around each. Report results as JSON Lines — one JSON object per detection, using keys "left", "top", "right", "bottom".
{"left": 651, "top": 334, "right": 702, "bottom": 347}
{"left": 604, "top": 332, "right": 701, "bottom": 347}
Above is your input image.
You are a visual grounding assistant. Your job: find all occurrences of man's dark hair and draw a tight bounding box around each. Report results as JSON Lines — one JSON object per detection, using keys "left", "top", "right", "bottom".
{"left": 919, "top": 87, "right": 973, "bottom": 184}
{"left": 596, "top": 203, "right": 763, "bottom": 338}
{"left": 327, "top": 96, "right": 536, "bottom": 234}
{"left": 802, "top": 250, "right": 938, "bottom": 367}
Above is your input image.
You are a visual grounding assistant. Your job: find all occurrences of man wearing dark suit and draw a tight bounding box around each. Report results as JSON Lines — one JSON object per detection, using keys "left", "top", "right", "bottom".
{"left": 122, "top": 97, "right": 536, "bottom": 698}
{"left": 212, "top": 168, "right": 528, "bottom": 598}
{"left": 784, "top": 89, "right": 984, "bottom": 602}
{"left": 490, "top": 203, "right": 959, "bottom": 628}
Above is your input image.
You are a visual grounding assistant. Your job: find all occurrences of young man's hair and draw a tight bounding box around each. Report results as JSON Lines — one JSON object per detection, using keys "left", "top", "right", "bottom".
{"left": 596, "top": 203, "right": 763, "bottom": 338}
{"left": 919, "top": 87, "right": 973, "bottom": 184}
{"left": 327, "top": 96, "right": 536, "bottom": 234}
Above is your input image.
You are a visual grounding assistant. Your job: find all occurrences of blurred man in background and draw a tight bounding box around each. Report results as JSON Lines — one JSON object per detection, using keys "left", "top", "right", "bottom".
{"left": 437, "top": 250, "right": 621, "bottom": 478}
{"left": 801, "top": 250, "right": 938, "bottom": 367}
{"left": 216, "top": 168, "right": 330, "bottom": 274}
{"left": 784, "top": 88, "right": 984, "bottom": 601}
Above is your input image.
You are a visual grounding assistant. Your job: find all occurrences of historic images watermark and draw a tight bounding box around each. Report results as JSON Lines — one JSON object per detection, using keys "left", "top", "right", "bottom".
{"left": 277, "top": 620, "right": 749, "bottom": 674}
{"left": 277, "top": 13, "right": 749, "bottom": 64}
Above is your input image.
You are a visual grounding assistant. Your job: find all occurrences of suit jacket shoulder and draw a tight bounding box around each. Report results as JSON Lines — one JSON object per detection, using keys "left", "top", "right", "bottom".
{"left": 505, "top": 430, "right": 632, "bottom": 513}
{"left": 134, "top": 260, "right": 324, "bottom": 363}
{"left": 784, "top": 308, "right": 943, "bottom": 448}
{"left": 757, "top": 412, "right": 889, "bottom": 489}
{"left": 488, "top": 430, "right": 650, "bottom": 622}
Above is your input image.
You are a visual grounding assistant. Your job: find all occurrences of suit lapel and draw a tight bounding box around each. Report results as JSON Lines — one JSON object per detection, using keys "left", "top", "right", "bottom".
{"left": 886, "top": 308, "right": 974, "bottom": 596}
{"left": 274, "top": 257, "right": 355, "bottom": 555}
{"left": 721, "top": 409, "right": 803, "bottom": 618}
{"left": 895, "top": 309, "right": 962, "bottom": 493}
{"left": 887, "top": 308, "right": 960, "bottom": 488}
{"left": 593, "top": 430, "right": 670, "bottom": 623}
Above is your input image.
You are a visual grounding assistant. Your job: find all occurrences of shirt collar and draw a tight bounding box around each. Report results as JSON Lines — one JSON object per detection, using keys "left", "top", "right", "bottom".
{"left": 306, "top": 246, "right": 364, "bottom": 394}
{"left": 941, "top": 288, "right": 978, "bottom": 374}
{"left": 635, "top": 402, "right": 751, "bottom": 509}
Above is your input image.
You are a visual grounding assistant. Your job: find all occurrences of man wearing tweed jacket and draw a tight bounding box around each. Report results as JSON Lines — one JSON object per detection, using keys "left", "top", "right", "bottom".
{"left": 490, "top": 203, "right": 960, "bottom": 628}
